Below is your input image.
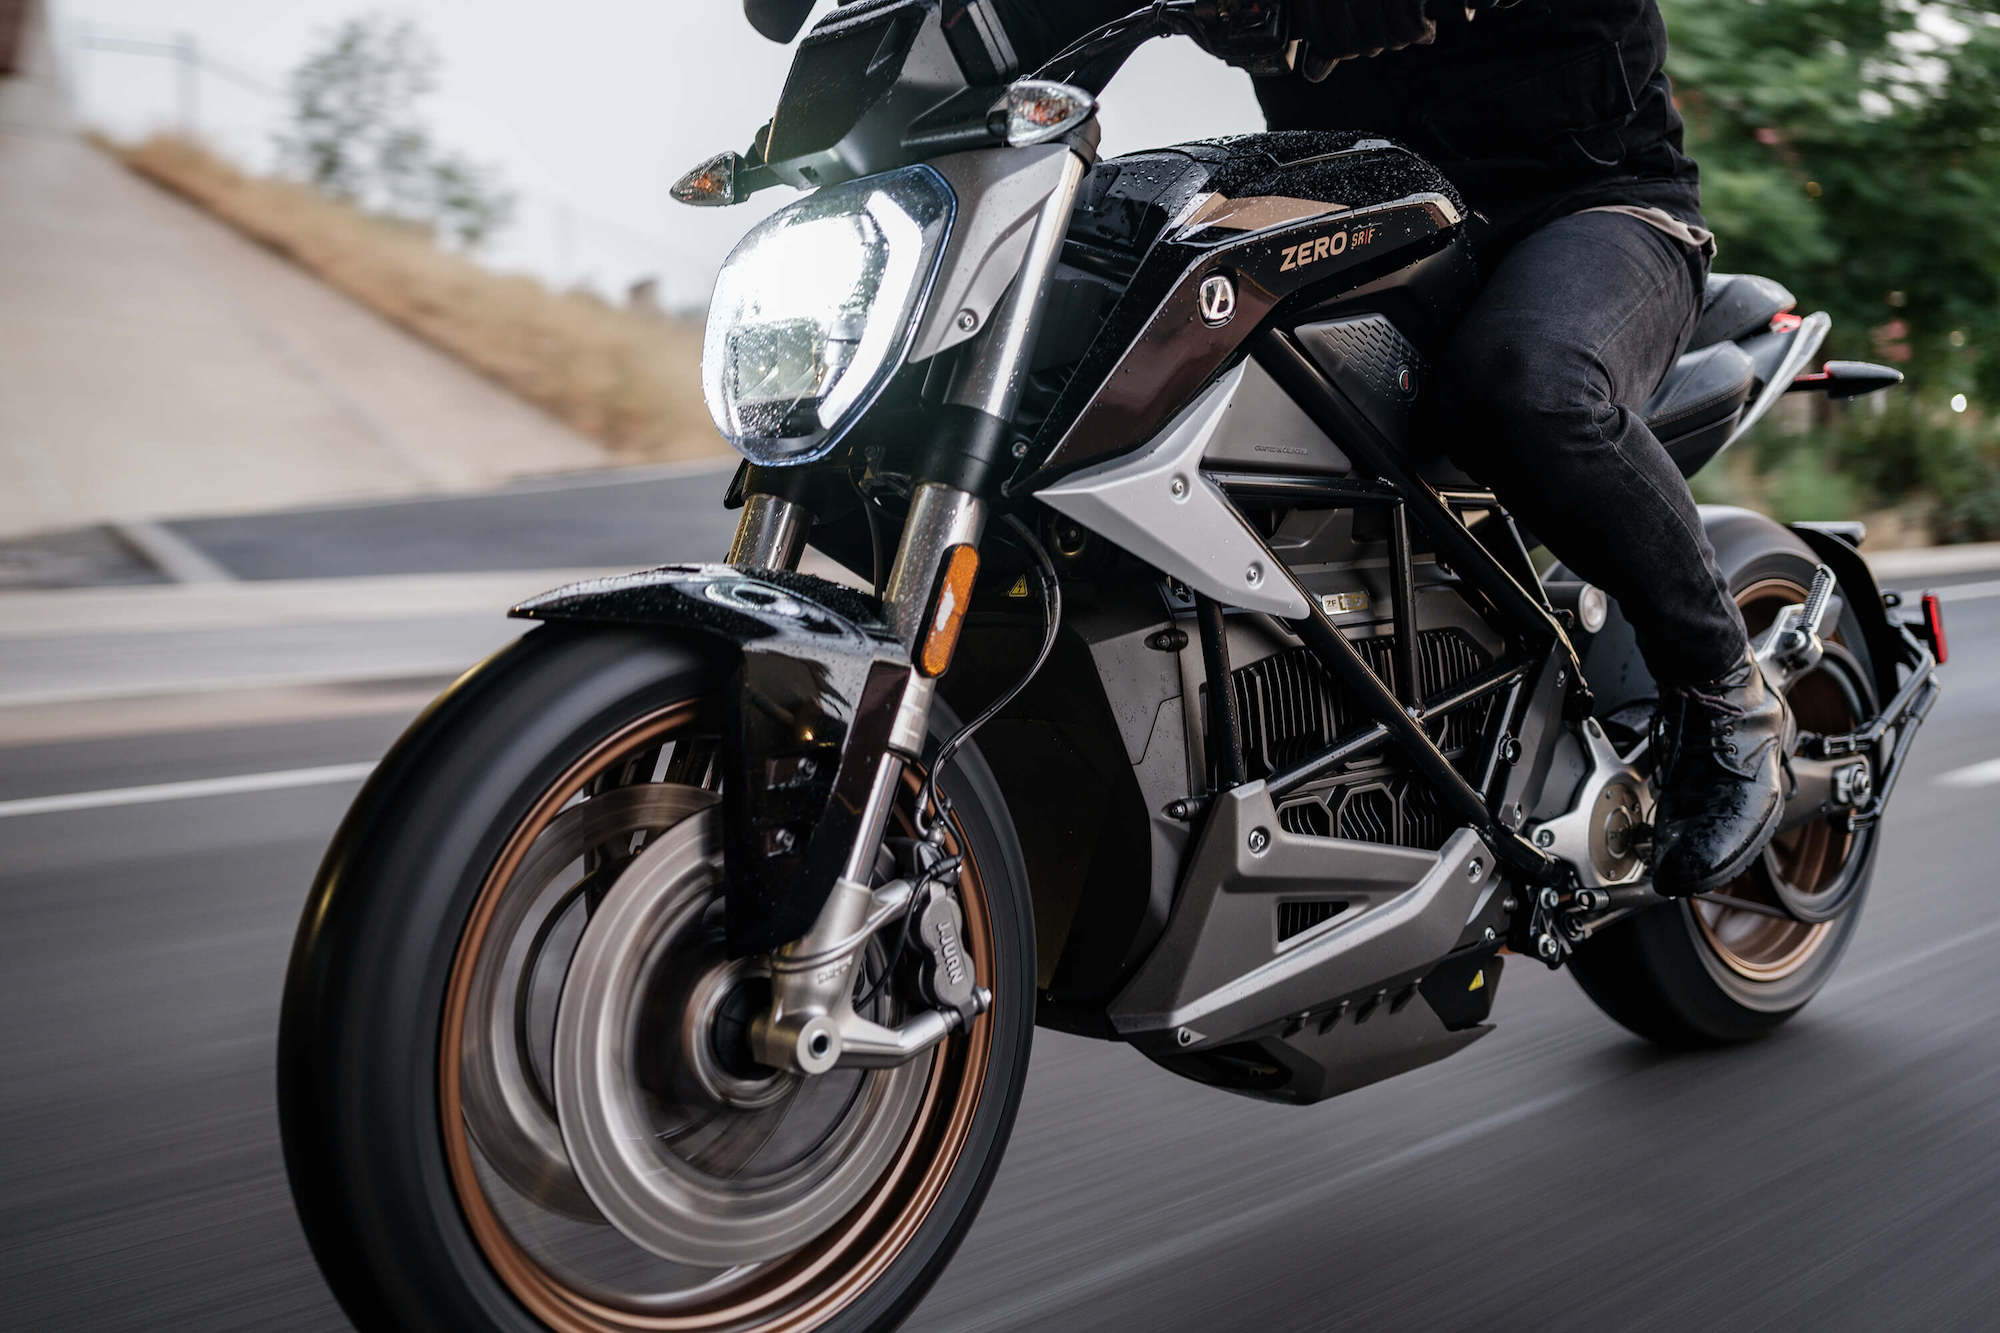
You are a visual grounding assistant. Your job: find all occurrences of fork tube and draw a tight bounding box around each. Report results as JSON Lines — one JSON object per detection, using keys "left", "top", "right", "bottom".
{"left": 829, "top": 142, "right": 1084, "bottom": 907}
{"left": 728, "top": 492, "right": 809, "bottom": 571}
{"left": 882, "top": 483, "right": 986, "bottom": 650}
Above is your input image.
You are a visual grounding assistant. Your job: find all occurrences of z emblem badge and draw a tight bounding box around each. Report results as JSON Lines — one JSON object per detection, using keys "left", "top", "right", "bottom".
{"left": 1198, "top": 273, "right": 1237, "bottom": 327}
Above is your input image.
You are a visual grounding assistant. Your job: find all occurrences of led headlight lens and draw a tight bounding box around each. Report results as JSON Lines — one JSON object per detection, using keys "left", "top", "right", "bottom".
{"left": 702, "top": 166, "right": 954, "bottom": 465}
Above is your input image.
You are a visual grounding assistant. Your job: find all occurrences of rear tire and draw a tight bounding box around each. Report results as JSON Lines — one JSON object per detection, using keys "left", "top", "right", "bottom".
{"left": 1567, "top": 513, "right": 1879, "bottom": 1047}
{"left": 279, "top": 625, "right": 1035, "bottom": 1331}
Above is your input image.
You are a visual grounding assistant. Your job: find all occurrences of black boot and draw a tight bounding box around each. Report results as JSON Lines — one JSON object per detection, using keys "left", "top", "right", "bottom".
{"left": 1650, "top": 650, "right": 1794, "bottom": 897}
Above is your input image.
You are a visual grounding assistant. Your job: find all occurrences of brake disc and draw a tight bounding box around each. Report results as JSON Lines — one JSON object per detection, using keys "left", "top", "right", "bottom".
{"left": 458, "top": 783, "right": 717, "bottom": 1220}
{"left": 553, "top": 810, "right": 928, "bottom": 1267}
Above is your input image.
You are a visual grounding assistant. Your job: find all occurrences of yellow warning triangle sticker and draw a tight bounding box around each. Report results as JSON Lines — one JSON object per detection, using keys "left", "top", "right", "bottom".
{"left": 1007, "top": 574, "right": 1031, "bottom": 598}
{"left": 1468, "top": 970, "right": 1485, "bottom": 992}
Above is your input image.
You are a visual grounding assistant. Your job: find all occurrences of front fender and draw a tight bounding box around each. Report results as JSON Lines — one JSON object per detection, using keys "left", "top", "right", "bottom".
{"left": 513, "top": 565, "right": 911, "bottom": 955}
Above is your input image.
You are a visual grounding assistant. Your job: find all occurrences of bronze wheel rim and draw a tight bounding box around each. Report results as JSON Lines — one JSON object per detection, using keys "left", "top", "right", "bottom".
{"left": 438, "top": 700, "right": 996, "bottom": 1331}
{"left": 1690, "top": 576, "right": 1863, "bottom": 982}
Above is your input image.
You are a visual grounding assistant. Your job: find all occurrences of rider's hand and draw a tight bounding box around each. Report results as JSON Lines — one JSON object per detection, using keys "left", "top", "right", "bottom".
{"left": 1293, "top": 0, "right": 1437, "bottom": 71}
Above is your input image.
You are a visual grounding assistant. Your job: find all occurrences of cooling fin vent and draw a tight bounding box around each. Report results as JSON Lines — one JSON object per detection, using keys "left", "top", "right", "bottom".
{"left": 1334, "top": 784, "right": 1394, "bottom": 842}
{"left": 1228, "top": 630, "right": 1489, "bottom": 781}
{"left": 1224, "top": 630, "right": 1492, "bottom": 851}
{"left": 1277, "top": 899, "right": 1349, "bottom": 942}
{"left": 1278, "top": 801, "right": 1331, "bottom": 838}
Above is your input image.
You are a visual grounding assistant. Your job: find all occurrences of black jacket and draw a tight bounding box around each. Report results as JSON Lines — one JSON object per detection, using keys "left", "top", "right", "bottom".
{"left": 994, "top": 0, "right": 1703, "bottom": 252}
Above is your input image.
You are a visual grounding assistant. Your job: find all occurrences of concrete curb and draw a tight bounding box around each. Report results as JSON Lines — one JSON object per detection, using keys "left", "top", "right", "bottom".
{"left": 1867, "top": 542, "right": 2000, "bottom": 580}
{"left": 0, "top": 567, "right": 627, "bottom": 638}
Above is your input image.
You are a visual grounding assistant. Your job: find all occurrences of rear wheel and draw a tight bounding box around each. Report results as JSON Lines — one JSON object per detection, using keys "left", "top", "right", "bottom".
{"left": 279, "top": 626, "right": 1035, "bottom": 1331}
{"left": 1569, "top": 523, "right": 1879, "bottom": 1046}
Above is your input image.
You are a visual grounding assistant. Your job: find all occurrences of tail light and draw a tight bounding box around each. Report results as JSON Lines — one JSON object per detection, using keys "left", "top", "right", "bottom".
{"left": 1922, "top": 591, "right": 1949, "bottom": 665}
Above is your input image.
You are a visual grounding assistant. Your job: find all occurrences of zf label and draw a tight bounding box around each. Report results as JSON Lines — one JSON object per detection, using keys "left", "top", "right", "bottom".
{"left": 1279, "top": 224, "right": 1378, "bottom": 273}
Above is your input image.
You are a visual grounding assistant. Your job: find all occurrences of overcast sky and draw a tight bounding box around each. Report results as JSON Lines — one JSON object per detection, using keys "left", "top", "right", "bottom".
{"left": 50, "top": 1, "right": 1264, "bottom": 305}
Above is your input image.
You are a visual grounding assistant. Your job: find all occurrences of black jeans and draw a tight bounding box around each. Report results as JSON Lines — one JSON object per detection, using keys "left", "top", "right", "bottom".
{"left": 1440, "top": 209, "right": 1748, "bottom": 686}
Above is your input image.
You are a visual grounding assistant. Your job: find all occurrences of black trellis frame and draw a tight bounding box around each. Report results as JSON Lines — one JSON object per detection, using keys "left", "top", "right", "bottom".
{"left": 1189, "top": 332, "right": 1601, "bottom": 880}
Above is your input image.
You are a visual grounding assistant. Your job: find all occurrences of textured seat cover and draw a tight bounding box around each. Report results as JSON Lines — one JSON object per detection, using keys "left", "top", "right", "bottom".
{"left": 1689, "top": 273, "right": 1795, "bottom": 351}
{"left": 1642, "top": 341, "right": 1758, "bottom": 439}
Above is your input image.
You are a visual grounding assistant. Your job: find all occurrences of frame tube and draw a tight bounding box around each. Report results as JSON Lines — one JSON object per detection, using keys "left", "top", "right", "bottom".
{"left": 1387, "top": 502, "right": 1421, "bottom": 706}
{"left": 1255, "top": 331, "right": 1583, "bottom": 683}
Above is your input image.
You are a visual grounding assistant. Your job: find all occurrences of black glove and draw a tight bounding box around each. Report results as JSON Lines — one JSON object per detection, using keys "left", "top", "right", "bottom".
{"left": 1293, "top": 0, "right": 1437, "bottom": 78}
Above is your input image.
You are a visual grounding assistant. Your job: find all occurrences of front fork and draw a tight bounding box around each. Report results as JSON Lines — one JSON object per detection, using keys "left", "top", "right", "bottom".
{"left": 743, "top": 482, "right": 990, "bottom": 1074}
{"left": 726, "top": 144, "right": 1091, "bottom": 1074}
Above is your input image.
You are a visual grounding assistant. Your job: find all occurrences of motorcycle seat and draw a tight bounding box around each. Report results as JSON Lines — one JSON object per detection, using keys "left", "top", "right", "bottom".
{"left": 1688, "top": 272, "right": 1796, "bottom": 351}
{"left": 1402, "top": 339, "right": 1757, "bottom": 492}
{"left": 1641, "top": 340, "right": 1758, "bottom": 478}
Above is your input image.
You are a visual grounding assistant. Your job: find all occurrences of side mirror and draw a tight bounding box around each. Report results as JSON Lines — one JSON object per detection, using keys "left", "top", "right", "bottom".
{"left": 744, "top": 0, "right": 816, "bottom": 43}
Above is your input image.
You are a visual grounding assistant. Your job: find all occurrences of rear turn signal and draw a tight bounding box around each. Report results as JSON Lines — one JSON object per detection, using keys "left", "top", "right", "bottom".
{"left": 1922, "top": 591, "right": 1948, "bottom": 665}
{"left": 919, "top": 545, "right": 980, "bottom": 678}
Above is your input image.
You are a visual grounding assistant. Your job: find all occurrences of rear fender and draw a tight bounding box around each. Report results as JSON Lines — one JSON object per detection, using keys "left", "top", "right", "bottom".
{"left": 1786, "top": 523, "right": 1902, "bottom": 705}
{"left": 513, "top": 565, "right": 910, "bottom": 955}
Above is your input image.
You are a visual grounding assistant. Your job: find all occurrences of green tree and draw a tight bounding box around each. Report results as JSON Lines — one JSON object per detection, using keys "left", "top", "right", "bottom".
{"left": 1663, "top": 0, "right": 2000, "bottom": 402}
{"left": 276, "top": 15, "right": 515, "bottom": 250}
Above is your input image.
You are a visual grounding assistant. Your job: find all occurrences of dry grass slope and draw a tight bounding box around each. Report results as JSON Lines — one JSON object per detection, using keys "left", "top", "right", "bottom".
{"left": 112, "top": 134, "right": 726, "bottom": 464}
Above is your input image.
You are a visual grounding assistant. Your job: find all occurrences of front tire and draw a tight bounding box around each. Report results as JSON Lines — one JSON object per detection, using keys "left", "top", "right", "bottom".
{"left": 1567, "top": 513, "right": 1880, "bottom": 1047}
{"left": 278, "top": 625, "right": 1035, "bottom": 1331}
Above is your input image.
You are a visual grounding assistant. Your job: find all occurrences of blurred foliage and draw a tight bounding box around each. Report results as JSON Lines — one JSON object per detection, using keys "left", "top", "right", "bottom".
{"left": 1724, "top": 397, "right": 2000, "bottom": 540}
{"left": 1665, "top": 0, "right": 2000, "bottom": 398}
{"left": 1664, "top": 0, "right": 2000, "bottom": 538}
{"left": 276, "top": 15, "right": 515, "bottom": 248}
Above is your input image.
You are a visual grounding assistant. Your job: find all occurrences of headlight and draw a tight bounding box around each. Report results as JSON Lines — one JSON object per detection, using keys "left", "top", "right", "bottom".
{"left": 702, "top": 166, "right": 954, "bottom": 465}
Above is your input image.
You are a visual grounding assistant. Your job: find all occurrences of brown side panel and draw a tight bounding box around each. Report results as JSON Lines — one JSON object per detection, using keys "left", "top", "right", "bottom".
{"left": 1031, "top": 196, "right": 1458, "bottom": 485}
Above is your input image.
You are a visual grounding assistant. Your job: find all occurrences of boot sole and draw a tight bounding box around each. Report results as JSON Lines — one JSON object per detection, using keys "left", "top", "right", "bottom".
{"left": 1660, "top": 793, "right": 1785, "bottom": 898}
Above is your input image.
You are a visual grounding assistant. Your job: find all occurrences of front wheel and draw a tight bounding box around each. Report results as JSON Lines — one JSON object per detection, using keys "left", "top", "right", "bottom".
{"left": 1568, "top": 516, "right": 1880, "bottom": 1046}
{"left": 278, "top": 625, "right": 1035, "bottom": 1332}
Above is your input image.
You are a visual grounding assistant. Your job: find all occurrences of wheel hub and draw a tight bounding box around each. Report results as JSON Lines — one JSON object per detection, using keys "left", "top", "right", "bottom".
{"left": 670, "top": 954, "right": 789, "bottom": 1110}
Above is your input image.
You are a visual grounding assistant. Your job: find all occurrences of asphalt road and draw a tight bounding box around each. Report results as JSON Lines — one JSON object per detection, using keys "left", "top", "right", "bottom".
{"left": 4, "top": 582, "right": 1999, "bottom": 1332}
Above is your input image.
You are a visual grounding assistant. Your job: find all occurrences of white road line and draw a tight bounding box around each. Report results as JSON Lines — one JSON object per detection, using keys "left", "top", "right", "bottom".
{"left": 0, "top": 761, "right": 376, "bottom": 820}
{"left": 1936, "top": 757, "right": 2000, "bottom": 788}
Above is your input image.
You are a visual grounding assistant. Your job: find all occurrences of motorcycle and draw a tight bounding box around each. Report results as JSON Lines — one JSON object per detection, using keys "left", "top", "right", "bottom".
{"left": 278, "top": 2, "right": 1947, "bottom": 1329}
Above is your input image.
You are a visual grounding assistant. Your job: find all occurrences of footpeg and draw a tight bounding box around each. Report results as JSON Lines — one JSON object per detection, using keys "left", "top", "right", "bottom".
{"left": 1757, "top": 564, "right": 1837, "bottom": 691}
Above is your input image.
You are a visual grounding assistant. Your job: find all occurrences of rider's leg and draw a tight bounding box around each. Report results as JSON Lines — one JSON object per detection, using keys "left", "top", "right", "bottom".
{"left": 1439, "top": 209, "right": 1789, "bottom": 896}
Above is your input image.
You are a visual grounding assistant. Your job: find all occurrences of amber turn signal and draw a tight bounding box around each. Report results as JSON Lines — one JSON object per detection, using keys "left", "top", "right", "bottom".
{"left": 919, "top": 545, "right": 980, "bottom": 678}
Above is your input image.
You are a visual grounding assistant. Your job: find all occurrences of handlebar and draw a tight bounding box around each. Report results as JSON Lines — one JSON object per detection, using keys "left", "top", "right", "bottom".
{"left": 1038, "top": 0, "right": 1521, "bottom": 87}
{"left": 1031, "top": 0, "right": 1295, "bottom": 85}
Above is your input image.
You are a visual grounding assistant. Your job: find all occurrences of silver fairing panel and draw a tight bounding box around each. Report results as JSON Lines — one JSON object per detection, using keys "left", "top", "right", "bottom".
{"left": 1032, "top": 362, "right": 1319, "bottom": 619}
{"left": 909, "top": 145, "right": 1074, "bottom": 362}
{"left": 1111, "top": 777, "right": 1495, "bottom": 1047}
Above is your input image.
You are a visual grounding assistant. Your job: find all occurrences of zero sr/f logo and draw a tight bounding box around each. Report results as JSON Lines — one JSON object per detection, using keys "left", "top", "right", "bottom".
{"left": 1279, "top": 224, "right": 1378, "bottom": 273}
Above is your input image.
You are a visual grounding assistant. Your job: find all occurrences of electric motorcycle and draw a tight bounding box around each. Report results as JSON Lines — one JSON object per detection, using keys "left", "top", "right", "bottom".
{"left": 278, "top": 3, "right": 1946, "bottom": 1328}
